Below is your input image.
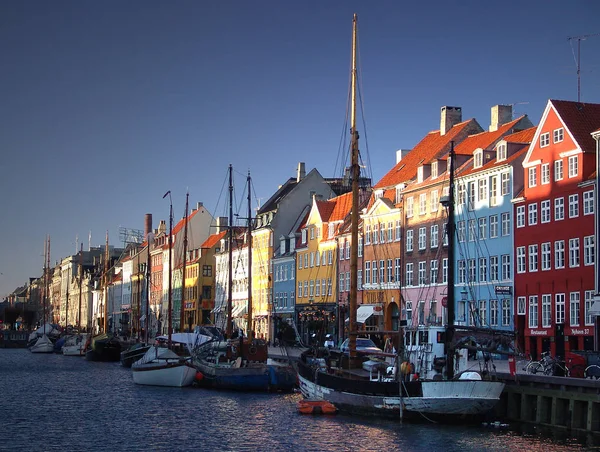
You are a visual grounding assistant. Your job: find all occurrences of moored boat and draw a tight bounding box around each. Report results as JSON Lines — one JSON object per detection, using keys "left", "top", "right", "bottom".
{"left": 297, "top": 399, "right": 338, "bottom": 415}
{"left": 84, "top": 333, "right": 122, "bottom": 362}
{"left": 29, "top": 334, "right": 55, "bottom": 354}
{"left": 120, "top": 342, "right": 151, "bottom": 368}
{"left": 63, "top": 334, "right": 88, "bottom": 356}
{"left": 131, "top": 345, "right": 197, "bottom": 387}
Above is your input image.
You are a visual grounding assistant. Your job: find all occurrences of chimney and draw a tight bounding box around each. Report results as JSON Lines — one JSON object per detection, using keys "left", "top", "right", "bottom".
{"left": 216, "top": 217, "right": 228, "bottom": 234}
{"left": 158, "top": 220, "right": 166, "bottom": 234}
{"left": 297, "top": 162, "right": 306, "bottom": 182}
{"left": 144, "top": 214, "right": 152, "bottom": 240}
{"left": 440, "top": 106, "right": 462, "bottom": 136}
{"left": 396, "top": 149, "right": 411, "bottom": 164}
{"left": 489, "top": 104, "right": 513, "bottom": 132}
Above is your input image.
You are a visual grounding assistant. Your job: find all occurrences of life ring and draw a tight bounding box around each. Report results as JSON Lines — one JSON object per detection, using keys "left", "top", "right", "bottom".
{"left": 249, "top": 346, "right": 257, "bottom": 355}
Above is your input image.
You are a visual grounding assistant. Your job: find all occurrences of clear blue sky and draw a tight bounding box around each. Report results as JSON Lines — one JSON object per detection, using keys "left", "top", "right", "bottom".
{"left": 1, "top": 1, "right": 599, "bottom": 299}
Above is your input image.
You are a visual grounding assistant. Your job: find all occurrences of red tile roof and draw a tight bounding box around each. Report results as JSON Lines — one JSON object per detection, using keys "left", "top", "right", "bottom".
{"left": 329, "top": 192, "right": 353, "bottom": 222}
{"left": 201, "top": 230, "right": 227, "bottom": 249}
{"left": 171, "top": 208, "right": 200, "bottom": 236}
{"left": 504, "top": 127, "right": 536, "bottom": 143}
{"left": 315, "top": 200, "right": 336, "bottom": 222}
{"left": 552, "top": 100, "right": 600, "bottom": 153}
{"left": 374, "top": 119, "right": 480, "bottom": 189}
{"left": 454, "top": 116, "right": 526, "bottom": 156}
{"left": 459, "top": 145, "right": 529, "bottom": 178}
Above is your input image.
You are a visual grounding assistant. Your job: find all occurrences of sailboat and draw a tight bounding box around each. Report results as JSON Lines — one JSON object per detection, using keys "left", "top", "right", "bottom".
{"left": 30, "top": 236, "right": 56, "bottom": 354}
{"left": 191, "top": 167, "right": 296, "bottom": 392}
{"left": 132, "top": 192, "right": 204, "bottom": 387}
{"left": 85, "top": 233, "right": 122, "bottom": 362}
{"left": 63, "top": 244, "right": 88, "bottom": 356}
{"left": 297, "top": 14, "right": 505, "bottom": 421}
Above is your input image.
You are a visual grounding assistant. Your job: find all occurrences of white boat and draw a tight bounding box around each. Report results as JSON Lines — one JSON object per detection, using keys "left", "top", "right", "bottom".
{"left": 131, "top": 346, "right": 197, "bottom": 387}
{"left": 29, "top": 334, "right": 55, "bottom": 353}
{"left": 63, "top": 334, "right": 88, "bottom": 356}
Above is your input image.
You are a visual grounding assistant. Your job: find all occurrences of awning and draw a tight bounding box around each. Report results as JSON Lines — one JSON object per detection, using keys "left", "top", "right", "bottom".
{"left": 357, "top": 305, "right": 374, "bottom": 323}
{"left": 211, "top": 305, "right": 224, "bottom": 314}
{"left": 589, "top": 300, "right": 600, "bottom": 315}
{"left": 232, "top": 304, "right": 248, "bottom": 318}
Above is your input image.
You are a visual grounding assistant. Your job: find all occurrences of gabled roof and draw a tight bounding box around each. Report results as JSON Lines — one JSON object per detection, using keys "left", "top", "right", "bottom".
{"left": 459, "top": 145, "right": 529, "bottom": 178}
{"left": 172, "top": 208, "right": 200, "bottom": 236}
{"left": 201, "top": 230, "right": 227, "bottom": 250}
{"left": 328, "top": 191, "right": 353, "bottom": 222}
{"left": 315, "top": 200, "right": 336, "bottom": 222}
{"left": 374, "top": 119, "right": 481, "bottom": 189}
{"left": 551, "top": 100, "right": 600, "bottom": 153}
{"left": 454, "top": 116, "right": 527, "bottom": 156}
{"left": 504, "top": 127, "right": 536, "bottom": 143}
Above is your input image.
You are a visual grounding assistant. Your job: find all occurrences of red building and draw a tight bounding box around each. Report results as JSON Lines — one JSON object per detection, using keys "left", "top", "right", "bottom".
{"left": 515, "top": 99, "right": 600, "bottom": 358}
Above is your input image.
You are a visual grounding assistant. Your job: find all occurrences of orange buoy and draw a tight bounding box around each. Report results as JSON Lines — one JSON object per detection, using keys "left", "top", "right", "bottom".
{"left": 297, "top": 399, "right": 337, "bottom": 415}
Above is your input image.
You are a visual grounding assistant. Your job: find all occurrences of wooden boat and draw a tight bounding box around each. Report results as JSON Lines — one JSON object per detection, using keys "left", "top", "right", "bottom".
{"left": 84, "top": 333, "right": 122, "bottom": 362}
{"left": 297, "top": 399, "right": 337, "bottom": 415}
{"left": 120, "top": 342, "right": 151, "bottom": 367}
{"left": 30, "top": 238, "right": 56, "bottom": 354}
{"left": 62, "top": 333, "right": 88, "bottom": 356}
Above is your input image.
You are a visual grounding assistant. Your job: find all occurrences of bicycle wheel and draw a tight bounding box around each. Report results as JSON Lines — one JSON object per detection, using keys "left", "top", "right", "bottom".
{"left": 584, "top": 365, "right": 600, "bottom": 380}
{"left": 526, "top": 361, "right": 543, "bottom": 375}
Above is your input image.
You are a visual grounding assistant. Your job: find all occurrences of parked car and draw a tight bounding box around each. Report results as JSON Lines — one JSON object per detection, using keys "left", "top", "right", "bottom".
{"left": 339, "top": 337, "right": 383, "bottom": 354}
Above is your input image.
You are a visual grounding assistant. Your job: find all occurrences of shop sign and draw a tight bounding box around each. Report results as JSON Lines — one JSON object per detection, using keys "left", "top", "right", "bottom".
{"left": 569, "top": 327, "right": 591, "bottom": 335}
{"left": 530, "top": 329, "right": 549, "bottom": 336}
{"left": 495, "top": 286, "right": 512, "bottom": 295}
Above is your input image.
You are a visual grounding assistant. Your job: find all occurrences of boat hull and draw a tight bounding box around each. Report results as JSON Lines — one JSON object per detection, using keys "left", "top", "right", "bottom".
{"left": 29, "top": 335, "right": 55, "bottom": 354}
{"left": 193, "top": 360, "right": 296, "bottom": 392}
{"left": 120, "top": 344, "right": 151, "bottom": 368}
{"left": 132, "top": 361, "right": 197, "bottom": 387}
{"left": 63, "top": 345, "right": 85, "bottom": 356}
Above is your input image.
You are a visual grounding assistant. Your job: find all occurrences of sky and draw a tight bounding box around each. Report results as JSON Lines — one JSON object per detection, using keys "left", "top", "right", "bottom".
{"left": 1, "top": 1, "right": 599, "bottom": 299}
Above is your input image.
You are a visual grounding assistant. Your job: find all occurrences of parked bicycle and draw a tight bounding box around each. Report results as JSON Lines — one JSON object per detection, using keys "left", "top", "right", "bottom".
{"left": 524, "top": 351, "right": 600, "bottom": 379}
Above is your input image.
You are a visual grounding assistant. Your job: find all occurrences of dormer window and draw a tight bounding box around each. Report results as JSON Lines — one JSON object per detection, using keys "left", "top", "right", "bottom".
{"left": 431, "top": 161, "right": 438, "bottom": 179}
{"left": 395, "top": 187, "right": 402, "bottom": 204}
{"left": 280, "top": 237, "right": 286, "bottom": 255}
{"left": 474, "top": 150, "right": 483, "bottom": 168}
{"left": 301, "top": 229, "right": 307, "bottom": 244}
{"left": 417, "top": 166, "right": 424, "bottom": 183}
{"left": 497, "top": 143, "right": 507, "bottom": 161}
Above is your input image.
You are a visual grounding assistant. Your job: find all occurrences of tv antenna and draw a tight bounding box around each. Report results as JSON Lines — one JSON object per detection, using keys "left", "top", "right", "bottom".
{"left": 567, "top": 33, "right": 600, "bottom": 102}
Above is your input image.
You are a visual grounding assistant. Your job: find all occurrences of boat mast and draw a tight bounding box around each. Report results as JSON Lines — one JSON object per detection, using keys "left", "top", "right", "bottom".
{"left": 226, "top": 165, "right": 234, "bottom": 338}
{"left": 65, "top": 261, "right": 69, "bottom": 330}
{"left": 180, "top": 193, "right": 189, "bottom": 332}
{"left": 247, "top": 171, "right": 253, "bottom": 340}
{"left": 103, "top": 231, "right": 109, "bottom": 334}
{"left": 166, "top": 192, "right": 173, "bottom": 348}
{"left": 445, "top": 141, "right": 456, "bottom": 379}
{"left": 145, "top": 236, "right": 151, "bottom": 344}
{"left": 43, "top": 236, "right": 48, "bottom": 334}
{"left": 348, "top": 13, "right": 359, "bottom": 357}
{"left": 78, "top": 243, "right": 83, "bottom": 332}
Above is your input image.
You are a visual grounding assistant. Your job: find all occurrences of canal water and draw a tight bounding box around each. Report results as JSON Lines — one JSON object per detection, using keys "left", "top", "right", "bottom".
{"left": 0, "top": 349, "right": 595, "bottom": 451}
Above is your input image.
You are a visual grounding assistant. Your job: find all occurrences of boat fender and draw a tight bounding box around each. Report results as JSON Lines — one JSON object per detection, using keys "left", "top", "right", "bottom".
{"left": 195, "top": 371, "right": 204, "bottom": 381}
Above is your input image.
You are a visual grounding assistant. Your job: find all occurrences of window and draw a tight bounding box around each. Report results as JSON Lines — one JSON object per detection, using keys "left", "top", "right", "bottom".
{"left": 568, "top": 155, "right": 578, "bottom": 178}
{"left": 528, "top": 203, "right": 537, "bottom": 225}
{"left": 479, "top": 300, "right": 487, "bottom": 326}
{"left": 387, "top": 259, "right": 393, "bottom": 283}
{"left": 553, "top": 127, "right": 564, "bottom": 143}
{"left": 443, "top": 223, "right": 449, "bottom": 246}
{"left": 554, "top": 198, "right": 564, "bottom": 220}
{"left": 297, "top": 282, "right": 302, "bottom": 298}
{"left": 585, "top": 291, "right": 595, "bottom": 326}
{"left": 430, "top": 190, "right": 439, "bottom": 212}
{"left": 497, "top": 143, "right": 507, "bottom": 161}
{"left": 541, "top": 163, "right": 550, "bottom": 184}
{"left": 311, "top": 251, "right": 316, "bottom": 266}
{"left": 328, "top": 250, "right": 332, "bottom": 265}
{"left": 478, "top": 218, "right": 487, "bottom": 240}
{"left": 430, "top": 260, "right": 438, "bottom": 283}
{"left": 365, "top": 261, "right": 371, "bottom": 284}
{"left": 372, "top": 261, "right": 377, "bottom": 284}
{"left": 418, "top": 261, "right": 426, "bottom": 285}
{"left": 501, "top": 213, "right": 510, "bottom": 236}
{"left": 478, "top": 178, "right": 488, "bottom": 201}
{"left": 309, "top": 280, "right": 314, "bottom": 297}
{"left": 569, "top": 238, "right": 580, "bottom": 267}
{"left": 387, "top": 222, "right": 393, "bottom": 243}
{"left": 458, "top": 184, "right": 466, "bottom": 205}
{"left": 474, "top": 151, "right": 483, "bottom": 168}
{"left": 418, "top": 227, "right": 426, "bottom": 250}
{"left": 405, "top": 263, "right": 413, "bottom": 286}
{"left": 365, "top": 225, "right": 371, "bottom": 245}
{"left": 358, "top": 237, "right": 363, "bottom": 257}
{"left": 394, "top": 258, "right": 401, "bottom": 284}
{"left": 406, "top": 301, "right": 413, "bottom": 322}
{"left": 430, "top": 224, "right": 439, "bottom": 248}
{"left": 555, "top": 160, "right": 563, "bottom": 181}
{"left": 569, "top": 194, "right": 579, "bottom": 218}
{"left": 468, "top": 219, "right": 476, "bottom": 242}
{"left": 395, "top": 220, "right": 401, "bottom": 240}
{"left": 490, "top": 256, "right": 499, "bottom": 281}
{"left": 338, "top": 274, "right": 343, "bottom": 294}
{"left": 517, "top": 247, "right": 526, "bottom": 273}
{"left": 468, "top": 181, "right": 476, "bottom": 210}
{"left": 490, "top": 176, "right": 498, "bottom": 206}
{"left": 458, "top": 260, "right": 466, "bottom": 284}
{"left": 431, "top": 161, "right": 438, "bottom": 178}
{"left": 542, "top": 242, "right": 551, "bottom": 270}
{"left": 570, "top": 292, "right": 580, "bottom": 326}
{"left": 304, "top": 281, "right": 308, "bottom": 297}
{"left": 379, "top": 259, "right": 385, "bottom": 284}
{"left": 357, "top": 270, "right": 362, "bottom": 289}
{"left": 406, "top": 197, "right": 414, "bottom": 217}
{"left": 501, "top": 255, "right": 511, "bottom": 280}
{"left": 406, "top": 229, "right": 413, "bottom": 252}
{"left": 468, "top": 259, "right": 476, "bottom": 282}
{"left": 203, "top": 265, "right": 212, "bottom": 277}
{"left": 501, "top": 172, "right": 510, "bottom": 196}
{"left": 419, "top": 193, "right": 427, "bottom": 215}
{"left": 584, "top": 191, "right": 594, "bottom": 215}
{"left": 316, "top": 250, "right": 321, "bottom": 267}
{"left": 542, "top": 294, "right": 551, "bottom": 327}
{"left": 442, "top": 258, "right": 448, "bottom": 284}
{"left": 479, "top": 257, "right": 487, "bottom": 282}
{"left": 517, "top": 296, "right": 526, "bottom": 315}
{"left": 529, "top": 296, "right": 538, "bottom": 328}
{"left": 555, "top": 240, "right": 565, "bottom": 268}
{"left": 310, "top": 227, "right": 314, "bottom": 240}
{"left": 373, "top": 223, "right": 379, "bottom": 244}
{"left": 346, "top": 241, "right": 350, "bottom": 259}
{"left": 540, "top": 132, "right": 550, "bottom": 147}
{"left": 584, "top": 235, "right": 595, "bottom": 266}
{"left": 380, "top": 224, "right": 386, "bottom": 244}
{"left": 502, "top": 299, "right": 511, "bottom": 326}
{"left": 458, "top": 221, "right": 466, "bottom": 242}
{"left": 490, "top": 215, "right": 499, "bottom": 238}
{"left": 528, "top": 244, "right": 538, "bottom": 272}
{"left": 490, "top": 300, "right": 498, "bottom": 326}
{"left": 556, "top": 293, "right": 565, "bottom": 324}
{"left": 304, "top": 253, "right": 308, "bottom": 268}
{"left": 516, "top": 206, "right": 525, "bottom": 228}
{"left": 541, "top": 200, "right": 550, "bottom": 223}
{"left": 528, "top": 167, "right": 537, "bottom": 188}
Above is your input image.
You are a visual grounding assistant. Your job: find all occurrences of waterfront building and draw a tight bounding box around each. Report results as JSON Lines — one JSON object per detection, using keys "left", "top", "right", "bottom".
{"left": 515, "top": 99, "right": 600, "bottom": 358}
{"left": 51, "top": 266, "right": 61, "bottom": 324}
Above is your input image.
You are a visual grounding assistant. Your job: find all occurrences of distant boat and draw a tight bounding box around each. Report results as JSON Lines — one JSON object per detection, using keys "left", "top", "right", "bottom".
{"left": 84, "top": 333, "right": 122, "bottom": 362}
{"left": 63, "top": 333, "right": 88, "bottom": 357}
{"left": 120, "top": 342, "right": 151, "bottom": 368}
{"left": 30, "top": 238, "right": 56, "bottom": 354}
{"left": 29, "top": 333, "right": 55, "bottom": 354}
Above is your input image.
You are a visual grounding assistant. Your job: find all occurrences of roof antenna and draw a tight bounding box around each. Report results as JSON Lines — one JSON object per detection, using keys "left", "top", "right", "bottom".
{"left": 567, "top": 33, "right": 600, "bottom": 102}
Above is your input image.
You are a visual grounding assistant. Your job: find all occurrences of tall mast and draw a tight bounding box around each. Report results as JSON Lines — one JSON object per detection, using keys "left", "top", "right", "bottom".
{"left": 225, "top": 165, "right": 234, "bottom": 338}
{"left": 247, "top": 171, "right": 253, "bottom": 340}
{"left": 180, "top": 193, "right": 189, "bottom": 331}
{"left": 445, "top": 141, "right": 456, "bottom": 379}
{"left": 65, "top": 262, "right": 70, "bottom": 330}
{"left": 348, "top": 13, "right": 359, "bottom": 357}
{"left": 78, "top": 243, "right": 83, "bottom": 331}
{"left": 145, "top": 236, "right": 151, "bottom": 344}
{"left": 103, "top": 231, "right": 109, "bottom": 334}
{"left": 167, "top": 195, "right": 173, "bottom": 348}
{"left": 43, "top": 236, "right": 48, "bottom": 334}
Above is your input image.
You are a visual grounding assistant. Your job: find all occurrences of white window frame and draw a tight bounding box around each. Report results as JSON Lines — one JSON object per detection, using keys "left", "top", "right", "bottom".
{"left": 584, "top": 191, "right": 594, "bottom": 215}
{"left": 541, "top": 163, "right": 550, "bottom": 185}
{"left": 554, "top": 197, "right": 564, "bottom": 221}
{"left": 555, "top": 160, "right": 563, "bottom": 181}
{"left": 540, "top": 132, "right": 550, "bottom": 147}
{"left": 541, "top": 200, "right": 550, "bottom": 223}
{"left": 516, "top": 206, "right": 525, "bottom": 228}
{"left": 541, "top": 242, "right": 551, "bottom": 271}
{"left": 568, "top": 155, "right": 578, "bottom": 178}
{"left": 553, "top": 127, "right": 564, "bottom": 143}
{"left": 528, "top": 167, "right": 537, "bottom": 188}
